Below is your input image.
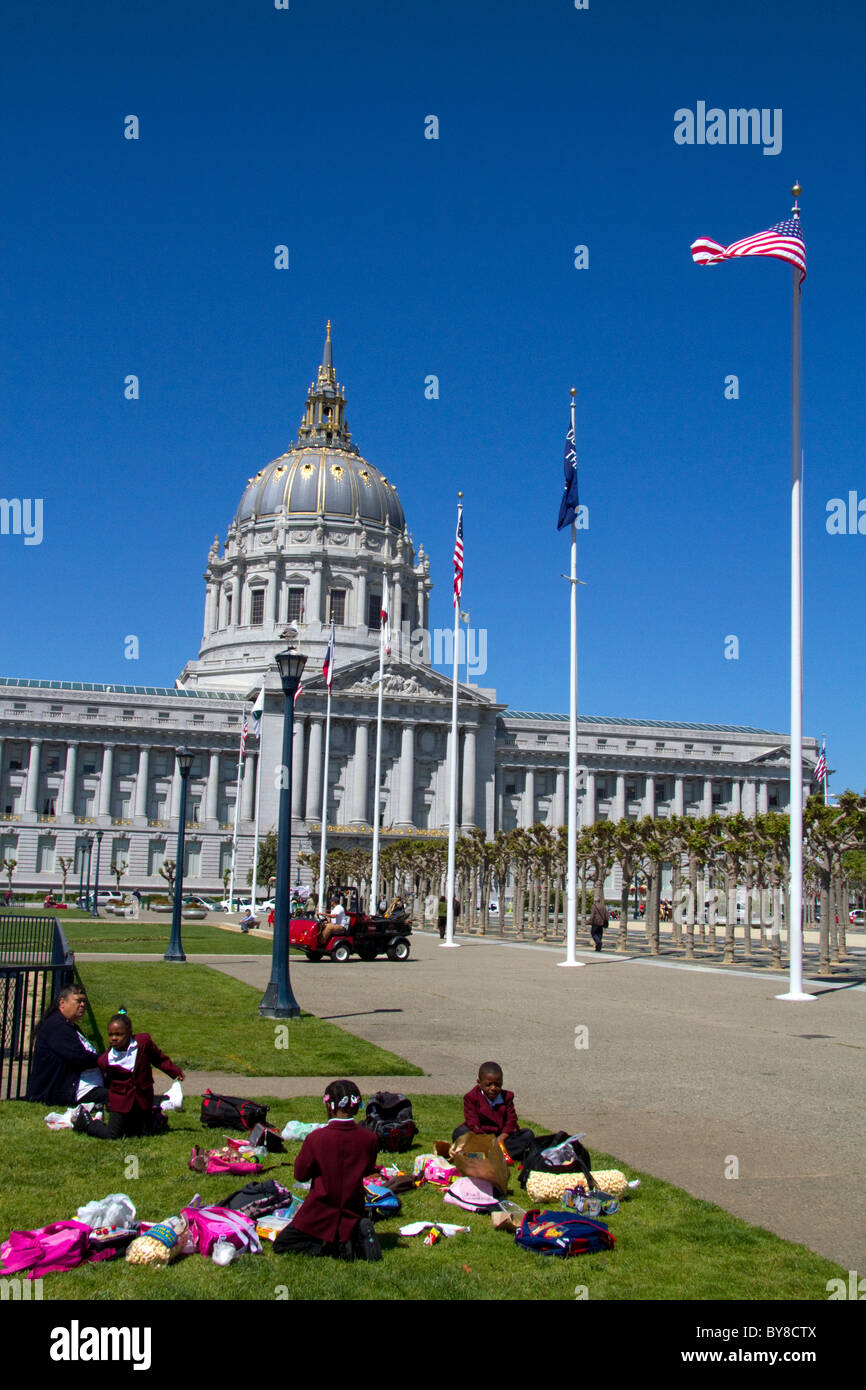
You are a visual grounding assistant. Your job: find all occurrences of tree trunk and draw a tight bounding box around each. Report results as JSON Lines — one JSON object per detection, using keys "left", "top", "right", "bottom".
{"left": 724, "top": 873, "right": 737, "bottom": 964}
{"left": 770, "top": 878, "right": 783, "bottom": 969}
{"left": 818, "top": 874, "right": 831, "bottom": 977}
{"left": 618, "top": 875, "right": 630, "bottom": 953}
{"left": 671, "top": 861, "right": 682, "bottom": 949}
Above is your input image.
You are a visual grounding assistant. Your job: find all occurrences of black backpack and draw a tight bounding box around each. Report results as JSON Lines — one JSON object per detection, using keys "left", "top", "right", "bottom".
{"left": 200, "top": 1089, "right": 269, "bottom": 1132}
{"left": 219, "top": 1180, "right": 293, "bottom": 1219}
{"left": 362, "top": 1091, "right": 418, "bottom": 1153}
{"left": 518, "top": 1131, "right": 595, "bottom": 1191}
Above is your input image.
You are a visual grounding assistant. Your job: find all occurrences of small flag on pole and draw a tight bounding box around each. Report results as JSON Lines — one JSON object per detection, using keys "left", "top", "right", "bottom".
{"left": 453, "top": 507, "right": 464, "bottom": 607}
{"left": 323, "top": 622, "right": 335, "bottom": 689}
{"left": 293, "top": 685, "right": 303, "bottom": 707}
{"left": 250, "top": 686, "right": 265, "bottom": 737}
{"left": 690, "top": 217, "right": 806, "bottom": 286}
{"left": 240, "top": 712, "right": 248, "bottom": 758}
{"left": 557, "top": 420, "right": 579, "bottom": 531}
{"left": 813, "top": 744, "right": 827, "bottom": 784}
{"left": 381, "top": 575, "right": 391, "bottom": 657}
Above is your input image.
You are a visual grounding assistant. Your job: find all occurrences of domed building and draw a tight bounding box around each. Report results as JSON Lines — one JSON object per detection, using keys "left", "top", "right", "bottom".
{"left": 0, "top": 327, "right": 816, "bottom": 900}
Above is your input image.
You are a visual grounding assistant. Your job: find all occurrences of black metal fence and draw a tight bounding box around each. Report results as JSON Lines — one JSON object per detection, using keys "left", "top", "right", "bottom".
{"left": 0, "top": 915, "right": 75, "bottom": 1101}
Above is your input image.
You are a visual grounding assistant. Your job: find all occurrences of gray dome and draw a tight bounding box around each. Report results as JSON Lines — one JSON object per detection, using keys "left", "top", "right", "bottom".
{"left": 235, "top": 447, "right": 406, "bottom": 531}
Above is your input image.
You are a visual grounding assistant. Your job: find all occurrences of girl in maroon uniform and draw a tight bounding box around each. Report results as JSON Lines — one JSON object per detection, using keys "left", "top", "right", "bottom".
{"left": 274, "top": 1079, "right": 381, "bottom": 1261}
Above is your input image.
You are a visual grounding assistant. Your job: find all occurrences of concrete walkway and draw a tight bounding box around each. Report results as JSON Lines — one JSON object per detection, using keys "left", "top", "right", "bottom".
{"left": 77, "top": 931, "right": 866, "bottom": 1271}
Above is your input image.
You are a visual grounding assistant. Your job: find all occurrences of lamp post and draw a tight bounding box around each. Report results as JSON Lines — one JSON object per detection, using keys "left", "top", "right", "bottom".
{"left": 260, "top": 643, "right": 306, "bottom": 1018}
{"left": 90, "top": 830, "right": 104, "bottom": 918}
{"left": 77, "top": 837, "right": 86, "bottom": 909}
{"left": 83, "top": 834, "right": 95, "bottom": 913}
{"left": 165, "top": 748, "right": 194, "bottom": 963}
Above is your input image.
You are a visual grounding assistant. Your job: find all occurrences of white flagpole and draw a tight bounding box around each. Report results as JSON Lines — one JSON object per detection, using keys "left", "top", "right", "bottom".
{"left": 777, "top": 183, "right": 813, "bottom": 1003}
{"left": 560, "top": 390, "right": 583, "bottom": 968}
{"left": 228, "top": 706, "right": 245, "bottom": 913}
{"left": 822, "top": 738, "right": 828, "bottom": 807}
{"left": 444, "top": 494, "right": 463, "bottom": 949}
{"left": 250, "top": 746, "right": 262, "bottom": 912}
{"left": 318, "top": 627, "right": 335, "bottom": 910}
{"left": 370, "top": 574, "right": 388, "bottom": 914}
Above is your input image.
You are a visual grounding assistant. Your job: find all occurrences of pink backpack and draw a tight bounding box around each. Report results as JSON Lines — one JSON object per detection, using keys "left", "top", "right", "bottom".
{"left": 1, "top": 1220, "right": 93, "bottom": 1278}
{"left": 179, "top": 1205, "right": 262, "bottom": 1258}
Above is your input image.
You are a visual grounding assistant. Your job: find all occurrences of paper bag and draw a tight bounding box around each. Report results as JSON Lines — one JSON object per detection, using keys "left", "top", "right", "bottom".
{"left": 449, "top": 1132, "right": 509, "bottom": 1193}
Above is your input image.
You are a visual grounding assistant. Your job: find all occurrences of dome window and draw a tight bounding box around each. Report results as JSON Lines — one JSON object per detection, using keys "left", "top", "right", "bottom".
{"left": 250, "top": 590, "right": 265, "bottom": 626}
{"left": 287, "top": 588, "right": 305, "bottom": 623}
{"left": 329, "top": 589, "right": 346, "bottom": 625}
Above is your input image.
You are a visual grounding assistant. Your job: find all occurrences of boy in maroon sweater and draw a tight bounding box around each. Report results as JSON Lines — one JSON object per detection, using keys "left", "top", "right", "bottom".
{"left": 452, "top": 1061, "right": 535, "bottom": 1160}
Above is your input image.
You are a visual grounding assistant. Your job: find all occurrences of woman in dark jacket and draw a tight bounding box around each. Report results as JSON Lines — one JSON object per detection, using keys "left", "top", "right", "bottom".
{"left": 75, "top": 1011, "right": 184, "bottom": 1139}
{"left": 25, "top": 986, "right": 108, "bottom": 1106}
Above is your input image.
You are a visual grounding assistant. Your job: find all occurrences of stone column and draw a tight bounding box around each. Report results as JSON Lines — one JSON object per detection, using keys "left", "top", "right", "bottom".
{"left": 461, "top": 726, "right": 476, "bottom": 829}
{"left": 306, "top": 717, "right": 324, "bottom": 821}
{"left": 703, "top": 778, "right": 713, "bottom": 817}
{"left": 98, "top": 745, "right": 114, "bottom": 817}
{"left": 495, "top": 765, "right": 503, "bottom": 830}
{"left": 356, "top": 570, "right": 367, "bottom": 629}
{"left": 308, "top": 563, "right": 322, "bottom": 626}
{"left": 62, "top": 742, "right": 78, "bottom": 816}
{"left": 758, "top": 781, "right": 769, "bottom": 814}
{"left": 170, "top": 758, "right": 182, "bottom": 819}
{"left": 397, "top": 723, "right": 415, "bottom": 827}
{"left": 554, "top": 769, "right": 566, "bottom": 827}
{"left": 242, "top": 751, "right": 256, "bottom": 821}
{"left": 523, "top": 767, "right": 535, "bottom": 828}
{"left": 203, "top": 584, "right": 215, "bottom": 640}
{"left": 730, "top": 779, "right": 741, "bottom": 814}
{"left": 206, "top": 751, "right": 220, "bottom": 821}
{"left": 614, "top": 773, "right": 626, "bottom": 822}
{"left": 25, "top": 740, "right": 42, "bottom": 813}
{"left": 583, "top": 770, "right": 596, "bottom": 827}
{"left": 292, "top": 720, "right": 306, "bottom": 818}
{"left": 351, "top": 720, "right": 369, "bottom": 823}
{"left": 643, "top": 774, "right": 655, "bottom": 820}
{"left": 134, "top": 747, "right": 150, "bottom": 819}
{"left": 673, "top": 776, "right": 685, "bottom": 816}
{"left": 742, "top": 778, "right": 757, "bottom": 817}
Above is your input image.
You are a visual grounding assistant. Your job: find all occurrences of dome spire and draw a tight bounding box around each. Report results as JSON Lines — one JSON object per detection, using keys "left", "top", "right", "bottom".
{"left": 297, "top": 322, "right": 353, "bottom": 450}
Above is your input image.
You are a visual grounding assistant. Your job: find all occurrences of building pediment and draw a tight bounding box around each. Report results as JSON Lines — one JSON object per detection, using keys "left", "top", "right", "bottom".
{"left": 302, "top": 655, "right": 494, "bottom": 707}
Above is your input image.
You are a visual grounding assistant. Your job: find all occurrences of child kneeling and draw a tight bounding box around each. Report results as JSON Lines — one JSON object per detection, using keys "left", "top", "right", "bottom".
{"left": 73, "top": 1011, "right": 184, "bottom": 1140}
{"left": 274, "top": 1080, "right": 381, "bottom": 1261}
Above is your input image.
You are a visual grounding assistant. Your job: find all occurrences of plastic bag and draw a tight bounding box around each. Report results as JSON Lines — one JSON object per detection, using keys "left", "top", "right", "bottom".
{"left": 539, "top": 1134, "right": 587, "bottom": 1166}
{"left": 76, "top": 1194, "right": 137, "bottom": 1230}
{"left": 280, "top": 1120, "right": 324, "bottom": 1142}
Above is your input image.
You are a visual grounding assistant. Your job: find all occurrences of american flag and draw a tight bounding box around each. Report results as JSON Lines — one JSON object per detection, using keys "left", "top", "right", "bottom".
{"left": 813, "top": 745, "right": 827, "bottom": 784}
{"left": 453, "top": 506, "right": 464, "bottom": 607}
{"left": 293, "top": 684, "right": 303, "bottom": 707}
{"left": 690, "top": 217, "right": 806, "bottom": 286}
{"left": 240, "top": 712, "right": 248, "bottom": 758}
{"left": 381, "top": 574, "right": 391, "bottom": 657}
{"left": 322, "top": 622, "right": 335, "bottom": 690}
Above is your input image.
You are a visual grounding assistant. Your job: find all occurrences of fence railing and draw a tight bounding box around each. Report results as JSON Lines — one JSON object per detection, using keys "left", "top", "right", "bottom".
{"left": 0, "top": 916, "right": 75, "bottom": 1101}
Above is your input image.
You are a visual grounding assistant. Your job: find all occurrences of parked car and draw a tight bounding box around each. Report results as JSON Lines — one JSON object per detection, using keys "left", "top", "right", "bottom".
{"left": 183, "top": 895, "right": 217, "bottom": 911}
{"left": 849, "top": 909, "right": 866, "bottom": 926}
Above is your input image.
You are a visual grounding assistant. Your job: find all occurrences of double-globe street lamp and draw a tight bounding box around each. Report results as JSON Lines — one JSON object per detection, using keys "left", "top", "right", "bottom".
{"left": 90, "top": 830, "right": 104, "bottom": 918}
{"left": 165, "top": 748, "right": 194, "bottom": 963}
{"left": 259, "top": 641, "right": 307, "bottom": 1019}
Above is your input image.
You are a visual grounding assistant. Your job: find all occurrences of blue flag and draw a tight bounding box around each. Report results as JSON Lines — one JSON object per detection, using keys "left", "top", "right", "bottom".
{"left": 557, "top": 421, "right": 579, "bottom": 530}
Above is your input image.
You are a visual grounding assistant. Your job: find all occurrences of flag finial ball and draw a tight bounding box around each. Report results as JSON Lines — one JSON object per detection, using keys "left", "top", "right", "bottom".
{"left": 792, "top": 182, "right": 802, "bottom": 198}
{"left": 569, "top": 387, "right": 577, "bottom": 397}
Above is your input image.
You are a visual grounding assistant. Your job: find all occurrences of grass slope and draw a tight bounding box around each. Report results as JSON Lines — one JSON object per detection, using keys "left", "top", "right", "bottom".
{"left": 74, "top": 962, "right": 421, "bottom": 1077}
{"left": 0, "top": 1094, "right": 843, "bottom": 1302}
{"left": 56, "top": 916, "right": 274, "bottom": 956}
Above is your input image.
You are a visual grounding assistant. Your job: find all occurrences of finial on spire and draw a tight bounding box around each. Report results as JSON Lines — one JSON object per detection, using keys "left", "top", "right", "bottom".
{"left": 322, "top": 320, "right": 333, "bottom": 372}
{"left": 791, "top": 182, "right": 802, "bottom": 218}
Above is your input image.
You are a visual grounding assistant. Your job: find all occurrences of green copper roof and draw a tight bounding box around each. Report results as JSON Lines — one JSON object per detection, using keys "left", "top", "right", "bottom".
{"left": 0, "top": 677, "right": 244, "bottom": 702}
{"left": 504, "top": 711, "right": 779, "bottom": 735}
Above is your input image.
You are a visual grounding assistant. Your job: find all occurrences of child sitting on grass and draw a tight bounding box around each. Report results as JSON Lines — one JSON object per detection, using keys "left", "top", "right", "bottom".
{"left": 274, "top": 1079, "right": 382, "bottom": 1261}
{"left": 452, "top": 1060, "right": 535, "bottom": 1161}
{"left": 72, "top": 1010, "right": 184, "bottom": 1140}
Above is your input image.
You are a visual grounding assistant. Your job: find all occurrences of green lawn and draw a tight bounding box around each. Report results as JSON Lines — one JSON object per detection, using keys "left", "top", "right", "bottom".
{"left": 74, "top": 962, "right": 422, "bottom": 1077}
{"left": 0, "top": 1093, "right": 844, "bottom": 1302}
{"left": 54, "top": 914, "right": 275, "bottom": 956}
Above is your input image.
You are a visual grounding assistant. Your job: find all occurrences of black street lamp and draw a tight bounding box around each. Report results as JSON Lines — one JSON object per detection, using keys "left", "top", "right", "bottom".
{"left": 77, "top": 836, "right": 87, "bottom": 909}
{"left": 165, "top": 748, "right": 194, "bottom": 963}
{"left": 83, "top": 834, "right": 95, "bottom": 912}
{"left": 260, "top": 645, "right": 307, "bottom": 1018}
{"left": 90, "top": 830, "right": 104, "bottom": 918}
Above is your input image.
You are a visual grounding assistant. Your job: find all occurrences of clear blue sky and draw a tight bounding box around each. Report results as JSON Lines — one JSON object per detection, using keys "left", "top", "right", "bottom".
{"left": 2, "top": 1, "right": 864, "bottom": 792}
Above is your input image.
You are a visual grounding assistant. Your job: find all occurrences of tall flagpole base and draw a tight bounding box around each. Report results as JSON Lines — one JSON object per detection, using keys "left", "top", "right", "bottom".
{"left": 774, "top": 991, "right": 815, "bottom": 1002}
{"left": 557, "top": 959, "right": 585, "bottom": 969}
{"left": 439, "top": 941, "right": 461, "bottom": 949}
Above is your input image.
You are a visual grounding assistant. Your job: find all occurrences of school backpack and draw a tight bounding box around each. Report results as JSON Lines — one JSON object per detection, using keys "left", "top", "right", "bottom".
{"left": 362, "top": 1179, "right": 402, "bottom": 1220}
{"left": 200, "top": 1090, "right": 269, "bottom": 1132}
{"left": 514, "top": 1210, "right": 615, "bottom": 1258}
{"left": 219, "top": 1180, "right": 293, "bottom": 1219}
{"left": 518, "top": 1131, "right": 595, "bottom": 1191}
{"left": 179, "top": 1205, "right": 262, "bottom": 1259}
{"left": 362, "top": 1091, "right": 418, "bottom": 1153}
